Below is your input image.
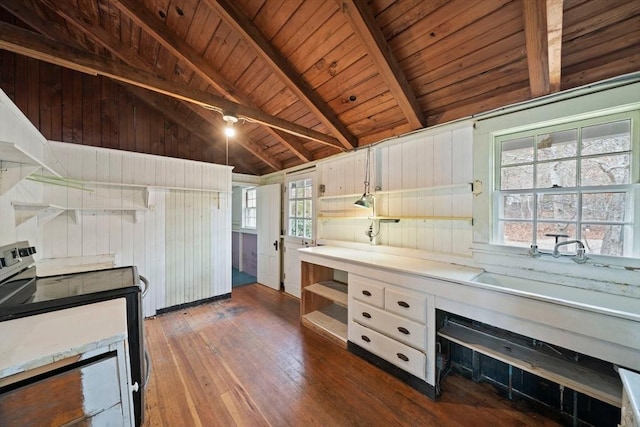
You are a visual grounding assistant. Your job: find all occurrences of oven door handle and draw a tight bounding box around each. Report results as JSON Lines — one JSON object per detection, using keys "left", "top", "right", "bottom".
{"left": 139, "top": 275, "right": 149, "bottom": 299}
{"left": 144, "top": 348, "right": 151, "bottom": 389}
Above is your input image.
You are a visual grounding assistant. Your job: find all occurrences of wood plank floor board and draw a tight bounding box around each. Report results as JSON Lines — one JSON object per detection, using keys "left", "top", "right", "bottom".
{"left": 143, "top": 284, "right": 563, "bottom": 426}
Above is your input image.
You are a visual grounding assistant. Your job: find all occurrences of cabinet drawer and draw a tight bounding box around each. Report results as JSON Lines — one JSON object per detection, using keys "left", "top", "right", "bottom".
{"left": 349, "top": 275, "right": 384, "bottom": 308}
{"left": 351, "top": 300, "right": 427, "bottom": 351}
{"left": 349, "top": 321, "right": 426, "bottom": 380}
{"left": 385, "top": 287, "right": 427, "bottom": 323}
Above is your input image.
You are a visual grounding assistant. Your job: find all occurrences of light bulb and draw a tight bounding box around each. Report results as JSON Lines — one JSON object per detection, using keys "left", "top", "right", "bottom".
{"left": 225, "top": 126, "right": 235, "bottom": 137}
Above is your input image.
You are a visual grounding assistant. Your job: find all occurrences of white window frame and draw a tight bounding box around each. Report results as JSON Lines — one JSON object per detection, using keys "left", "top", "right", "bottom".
{"left": 492, "top": 110, "right": 640, "bottom": 260}
{"left": 242, "top": 187, "right": 257, "bottom": 229}
{"left": 286, "top": 176, "right": 314, "bottom": 240}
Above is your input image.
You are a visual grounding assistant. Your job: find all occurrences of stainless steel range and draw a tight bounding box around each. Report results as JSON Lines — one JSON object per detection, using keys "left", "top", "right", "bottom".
{"left": 0, "top": 241, "right": 148, "bottom": 426}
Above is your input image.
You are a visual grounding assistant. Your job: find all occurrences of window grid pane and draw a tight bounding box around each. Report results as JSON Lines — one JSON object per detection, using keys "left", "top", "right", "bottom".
{"left": 287, "top": 178, "right": 313, "bottom": 238}
{"left": 495, "top": 113, "right": 635, "bottom": 257}
{"left": 242, "top": 188, "right": 257, "bottom": 229}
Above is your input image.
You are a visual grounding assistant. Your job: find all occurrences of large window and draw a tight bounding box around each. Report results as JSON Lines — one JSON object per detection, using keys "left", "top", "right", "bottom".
{"left": 288, "top": 178, "right": 313, "bottom": 239}
{"left": 242, "top": 187, "right": 256, "bottom": 229}
{"left": 494, "top": 112, "right": 638, "bottom": 258}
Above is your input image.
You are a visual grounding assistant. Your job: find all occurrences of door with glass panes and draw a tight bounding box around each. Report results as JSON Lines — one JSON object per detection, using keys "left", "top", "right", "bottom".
{"left": 283, "top": 172, "right": 315, "bottom": 298}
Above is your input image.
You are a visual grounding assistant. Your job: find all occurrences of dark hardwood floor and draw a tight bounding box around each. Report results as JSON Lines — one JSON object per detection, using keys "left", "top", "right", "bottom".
{"left": 143, "top": 284, "right": 562, "bottom": 426}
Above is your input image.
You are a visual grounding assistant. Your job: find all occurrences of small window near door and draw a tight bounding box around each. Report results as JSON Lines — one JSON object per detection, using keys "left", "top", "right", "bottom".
{"left": 288, "top": 178, "right": 313, "bottom": 239}
{"left": 242, "top": 187, "right": 257, "bottom": 229}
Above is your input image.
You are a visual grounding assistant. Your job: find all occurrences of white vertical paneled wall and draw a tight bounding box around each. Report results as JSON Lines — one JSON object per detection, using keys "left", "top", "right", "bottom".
{"left": 316, "top": 121, "right": 474, "bottom": 258}
{"left": 40, "top": 141, "right": 231, "bottom": 316}
{"left": 0, "top": 89, "right": 46, "bottom": 247}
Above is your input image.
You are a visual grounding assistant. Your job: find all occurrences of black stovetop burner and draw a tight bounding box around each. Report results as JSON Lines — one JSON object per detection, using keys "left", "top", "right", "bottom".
{"left": 0, "top": 241, "right": 141, "bottom": 321}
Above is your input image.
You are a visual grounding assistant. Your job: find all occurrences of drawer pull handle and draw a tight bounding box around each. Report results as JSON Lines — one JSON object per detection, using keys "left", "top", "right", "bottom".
{"left": 361, "top": 335, "right": 371, "bottom": 343}
{"left": 397, "top": 353, "right": 409, "bottom": 362}
{"left": 362, "top": 312, "right": 371, "bottom": 319}
{"left": 397, "top": 301, "right": 410, "bottom": 308}
{"left": 397, "top": 326, "right": 410, "bottom": 335}
{"left": 362, "top": 290, "right": 372, "bottom": 296}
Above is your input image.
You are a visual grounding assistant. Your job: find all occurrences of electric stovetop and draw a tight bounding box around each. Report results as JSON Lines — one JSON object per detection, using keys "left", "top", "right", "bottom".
{"left": 0, "top": 266, "right": 140, "bottom": 322}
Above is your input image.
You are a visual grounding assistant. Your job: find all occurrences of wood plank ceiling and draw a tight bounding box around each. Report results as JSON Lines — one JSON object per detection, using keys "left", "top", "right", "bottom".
{"left": 0, "top": 0, "right": 638, "bottom": 175}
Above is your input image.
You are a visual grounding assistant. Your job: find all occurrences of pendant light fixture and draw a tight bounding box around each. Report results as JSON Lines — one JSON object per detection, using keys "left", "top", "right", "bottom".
{"left": 222, "top": 112, "right": 238, "bottom": 137}
{"left": 354, "top": 146, "right": 373, "bottom": 208}
{"left": 222, "top": 112, "right": 238, "bottom": 166}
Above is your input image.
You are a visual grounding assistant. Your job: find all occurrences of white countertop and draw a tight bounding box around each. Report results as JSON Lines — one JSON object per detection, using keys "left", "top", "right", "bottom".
{"left": 299, "top": 246, "right": 640, "bottom": 321}
{"left": 0, "top": 298, "right": 128, "bottom": 380}
{"left": 298, "top": 246, "right": 482, "bottom": 283}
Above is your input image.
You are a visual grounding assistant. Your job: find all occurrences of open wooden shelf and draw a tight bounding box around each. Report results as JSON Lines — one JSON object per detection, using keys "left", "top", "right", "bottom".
{"left": 438, "top": 323, "right": 622, "bottom": 407}
{"left": 305, "top": 281, "right": 348, "bottom": 307}
{"left": 301, "top": 304, "right": 348, "bottom": 346}
{"left": 301, "top": 261, "right": 348, "bottom": 348}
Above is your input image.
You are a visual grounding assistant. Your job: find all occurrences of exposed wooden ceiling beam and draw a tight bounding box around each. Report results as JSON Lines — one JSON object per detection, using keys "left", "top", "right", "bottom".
{"left": 339, "top": 0, "right": 427, "bottom": 129}
{"left": 183, "top": 103, "right": 282, "bottom": 171}
{"left": 0, "top": 20, "right": 342, "bottom": 150}
{"left": 205, "top": 0, "right": 357, "bottom": 150}
{"left": 546, "top": 0, "right": 564, "bottom": 92}
{"left": 34, "top": 0, "right": 280, "bottom": 172}
{"left": 110, "top": 0, "right": 315, "bottom": 163}
{"left": 523, "top": 0, "right": 564, "bottom": 97}
{"left": 0, "top": 0, "right": 258, "bottom": 172}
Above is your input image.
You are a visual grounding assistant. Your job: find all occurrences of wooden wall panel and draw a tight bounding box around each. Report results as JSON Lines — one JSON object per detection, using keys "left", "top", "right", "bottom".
{"left": 0, "top": 51, "right": 219, "bottom": 165}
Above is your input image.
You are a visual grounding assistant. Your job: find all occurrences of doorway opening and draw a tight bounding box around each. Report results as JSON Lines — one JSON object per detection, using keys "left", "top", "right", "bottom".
{"left": 232, "top": 185, "right": 258, "bottom": 288}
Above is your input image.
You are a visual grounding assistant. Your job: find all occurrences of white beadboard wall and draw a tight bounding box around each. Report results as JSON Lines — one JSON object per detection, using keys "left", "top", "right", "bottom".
{"left": 316, "top": 121, "right": 474, "bottom": 258}
{"left": 40, "top": 141, "right": 232, "bottom": 316}
{"left": 0, "top": 89, "right": 46, "bottom": 248}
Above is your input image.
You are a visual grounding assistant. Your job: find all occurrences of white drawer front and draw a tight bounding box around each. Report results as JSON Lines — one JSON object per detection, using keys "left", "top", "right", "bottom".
{"left": 349, "top": 321, "right": 426, "bottom": 380}
{"left": 385, "top": 287, "right": 427, "bottom": 323}
{"left": 351, "top": 300, "right": 427, "bottom": 351}
{"left": 349, "top": 275, "right": 384, "bottom": 308}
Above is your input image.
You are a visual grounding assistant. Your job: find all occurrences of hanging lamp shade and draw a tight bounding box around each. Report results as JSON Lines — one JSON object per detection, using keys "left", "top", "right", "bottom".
{"left": 354, "top": 193, "right": 372, "bottom": 208}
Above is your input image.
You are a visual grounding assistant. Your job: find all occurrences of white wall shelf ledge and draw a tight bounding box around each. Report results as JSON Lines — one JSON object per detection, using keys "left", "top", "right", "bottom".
{"left": 375, "top": 182, "right": 473, "bottom": 195}
{"left": 11, "top": 202, "right": 148, "bottom": 226}
{"left": 318, "top": 182, "right": 481, "bottom": 201}
{"left": 317, "top": 192, "right": 362, "bottom": 201}
{"left": 318, "top": 214, "right": 470, "bottom": 222}
{"left": 11, "top": 202, "right": 66, "bottom": 226}
{"left": 0, "top": 142, "right": 60, "bottom": 195}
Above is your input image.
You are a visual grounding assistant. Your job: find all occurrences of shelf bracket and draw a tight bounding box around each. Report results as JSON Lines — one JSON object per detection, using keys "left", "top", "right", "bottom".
{"left": 0, "top": 161, "right": 41, "bottom": 195}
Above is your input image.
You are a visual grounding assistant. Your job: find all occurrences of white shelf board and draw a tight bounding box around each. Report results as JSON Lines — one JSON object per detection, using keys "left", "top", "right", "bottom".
{"left": 301, "top": 304, "right": 348, "bottom": 345}
{"left": 305, "top": 281, "right": 348, "bottom": 307}
{"left": 11, "top": 202, "right": 148, "bottom": 226}
{"left": 318, "top": 182, "right": 476, "bottom": 200}
{"left": 318, "top": 215, "right": 469, "bottom": 221}
{"left": 438, "top": 323, "right": 622, "bottom": 407}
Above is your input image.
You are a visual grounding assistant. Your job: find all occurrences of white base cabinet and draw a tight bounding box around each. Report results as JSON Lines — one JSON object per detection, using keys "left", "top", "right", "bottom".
{"left": 348, "top": 274, "right": 433, "bottom": 385}
{"left": 299, "top": 245, "right": 638, "bottom": 412}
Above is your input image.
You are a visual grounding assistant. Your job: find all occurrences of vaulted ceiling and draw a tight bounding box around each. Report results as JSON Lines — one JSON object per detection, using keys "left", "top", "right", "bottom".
{"left": 0, "top": 0, "right": 639, "bottom": 175}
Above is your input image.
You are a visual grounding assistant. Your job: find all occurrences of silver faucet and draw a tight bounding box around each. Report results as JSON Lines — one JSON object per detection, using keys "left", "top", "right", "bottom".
{"left": 529, "top": 245, "right": 541, "bottom": 258}
{"left": 553, "top": 240, "right": 588, "bottom": 264}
